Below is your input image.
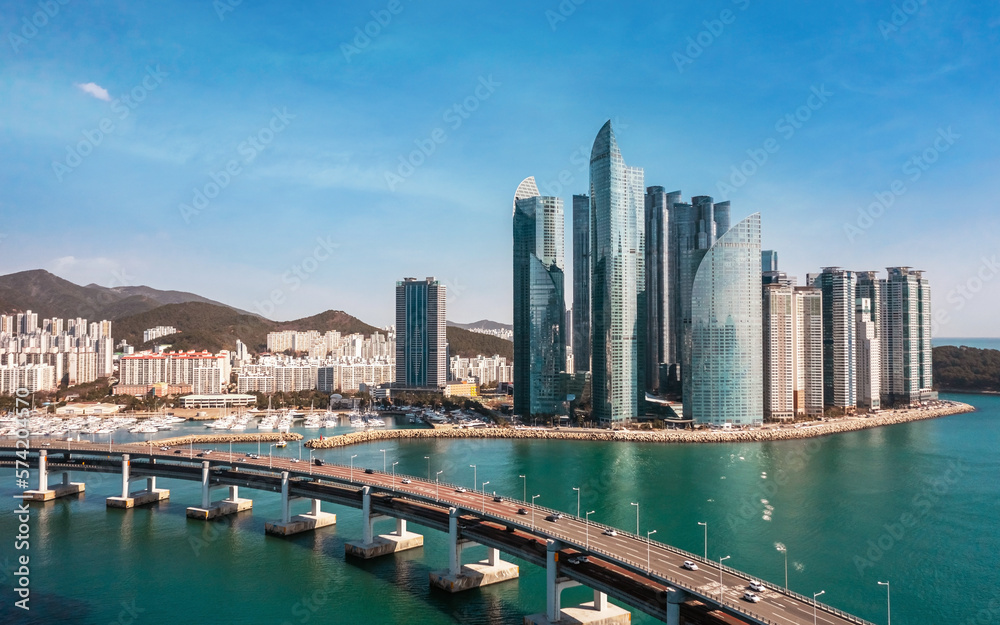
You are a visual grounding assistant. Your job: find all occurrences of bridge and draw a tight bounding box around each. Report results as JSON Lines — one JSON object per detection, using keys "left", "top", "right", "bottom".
{"left": 2, "top": 440, "right": 874, "bottom": 625}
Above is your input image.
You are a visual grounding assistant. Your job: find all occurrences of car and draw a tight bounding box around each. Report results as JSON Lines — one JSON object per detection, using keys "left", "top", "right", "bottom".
{"left": 313, "top": 458, "right": 324, "bottom": 466}
{"left": 493, "top": 495, "right": 503, "bottom": 502}
{"left": 42, "top": 442, "right": 51, "bottom": 446}
{"left": 245, "top": 453, "right": 253, "bottom": 457}
{"left": 159, "top": 446, "right": 170, "bottom": 451}
{"left": 174, "top": 450, "right": 182, "bottom": 454}
{"left": 748, "top": 581, "right": 765, "bottom": 592}
{"left": 743, "top": 592, "right": 761, "bottom": 603}
{"left": 545, "top": 514, "right": 560, "bottom": 522}
{"left": 401, "top": 478, "right": 411, "bottom": 484}
{"left": 455, "top": 487, "right": 468, "bottom": 493}
{"left": 602, "top": 529, "right": 617, "bottom": 537}
{"left": 364, "top": 468, "right": 375, "bottom": 474}
{"left": 289, "top": 458, "right": 300, "bottom": 463}
{"left": 683, "top": 560, "right": 699, "bottom": 571}
{"left": 568, "top": 557, "right": 581, "bottom": 564}
{"left": 196, "top": 453, "right": 204, "bottom": 457}
{"left": 517, "top": 508, "right": 528, "bottom": 515}
{"left": 203, "top": 450, "right": 212, "bottom": 454}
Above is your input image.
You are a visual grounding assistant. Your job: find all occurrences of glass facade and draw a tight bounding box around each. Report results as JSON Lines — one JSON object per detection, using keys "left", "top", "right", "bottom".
{"left": 572, "top": 194, "right": 590, "bottom": 373}
{"left": 589, "top": 120, "right": 645, "bottom": 423}
{"left": 394, "top": 277, "right": 446, "bottom": 388}
{"left": 513, "top": 177, "right": 566, "bottom": 417}
{"left": 686, "top": 213, "right": 763, "bottom": 425}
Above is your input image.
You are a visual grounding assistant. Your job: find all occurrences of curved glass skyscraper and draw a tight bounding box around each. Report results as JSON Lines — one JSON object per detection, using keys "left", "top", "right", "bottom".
{"left": 513, "top": 177, "right": 566, "bottom": 418}
{"left": 685, "top": 213, "right": 763, "bottom": 425}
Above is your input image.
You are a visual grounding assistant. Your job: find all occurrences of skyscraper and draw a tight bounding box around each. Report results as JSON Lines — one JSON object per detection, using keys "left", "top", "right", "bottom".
{"left": 686, "top": 213, "right": 763, "bottom": 425}
{"left": 881, "top": 267, "right": 933, "bottom": 405}
{"left": 793, "top": 286, "right": 825, "bottom": 417}
{"left": 589, "top": 120, "right": 645, "bottom": 423}
{"left": 644, "top": 186, "right": 674, "bottom": 393}
{"left": 811, "top": 268, "right": 857, "bottom": 410}
{"left": 855, "top": 297, "right": 881, "bottom": 410}
{"left": 394, "top": 277, "right": 447, "bottom": 389}
{"left": 763, "top": 283, "right": 795, "bottom": 421}
{"left": 513, "top": 177, "right": 567, "bottom": 418}
{"left": 572, "top": 194, "right": 591, "bottom": 373}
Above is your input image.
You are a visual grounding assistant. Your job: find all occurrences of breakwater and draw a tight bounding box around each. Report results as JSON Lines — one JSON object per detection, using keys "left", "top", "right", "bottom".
{"left": 134, "top": 432, "right": 304, "bottom": 446}
{"left": 304, "top": 401, "right": 975, "bottom": 449}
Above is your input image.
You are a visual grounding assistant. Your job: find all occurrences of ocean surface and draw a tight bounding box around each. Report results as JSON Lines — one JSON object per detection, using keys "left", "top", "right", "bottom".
{"left": 934, "top": 337, "right": 1000, "bottom": 350}
{"left": 2, "top": 393, "right": 998, "bottom": 624}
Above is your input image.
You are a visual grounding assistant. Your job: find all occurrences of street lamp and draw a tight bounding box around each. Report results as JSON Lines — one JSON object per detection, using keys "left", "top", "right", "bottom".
{"left": 698, "top": 522, "right": 708, "bottom": 562}
{"left": 470, "top": 464, "right": 477, "bottom": 490}
{"left": 585, "top": 510, "right": 595, "bottom": 550}
{"left": 813, "top": 590, "right": 825, "bottom": 625}
{"left": 482, "top": 481, "right": 490, "bottom": 512}
{"left": 392, "top": 461, "right": 399, "bottom": 489}
{"left": 436, "top": 470, "right": 443, "bottom": 500}
{"left": 424, "top": 456, "right": 430, "bottom": 480}
{"left": 776, "top": 542, "right": 788, "bottom": 590}
{"left": 531, "top": 494, "right": 541, "bottom": 529}
{"left": 630, "top": 502, "right": 640, "bottom": 535}
{"left": 519, "top": 474, "right": 526, "bottom": 502}
{"left": 647, "top": 530, "right": 657, "bottom": 573}
{"left": 350, "top": 454, "right": 357, "bottom": 482}
{"left": 572, "top": 487, "right": 580, "bottom": 518}
{"left": 379, "top": 449, "right": 386, "bottom": 472}
{"left": 877, "top": 581, "right": 890, "bottom": 625}
{"left": 269, "top": 444, "right": 275, "bottom": 469}
{"left": 719, "top": 555, "right": 731, "bottom": 600}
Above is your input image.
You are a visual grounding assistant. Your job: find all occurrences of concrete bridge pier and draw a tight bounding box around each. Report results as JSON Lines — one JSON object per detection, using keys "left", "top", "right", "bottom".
{"left": 106, "top": 454, "right": 169, "bottom": 509}
{"left": 23, "top": 450, "right": 85, "bottom": 501}
{"left": 265, "top": 471, "right": 335, "bottom": 536}
{"left": 186, "top": 461, "right": 253, "bottom": 520}
{"left": 429, "top": 507, "right": 518, "bottom": 592}
{"left": 346, "top": 486, "right": 422, "bottom": 558}
{"left": 524, "top": 539, "right": 630, "bottom": 625}
{"left": 665, "top": 589, "right": 690, "bottom": 625}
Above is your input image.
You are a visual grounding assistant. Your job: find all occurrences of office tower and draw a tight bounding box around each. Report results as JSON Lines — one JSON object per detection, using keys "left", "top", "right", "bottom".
{"left": 645, "top": 186, "right": 674, "bottom": 393}
{"left": 589, "top": 120, "right": 645, "bottom": 423}
{"left": 394, "top": 277, "right": 447, "bottom": 389}
{"left": 513, "top": 177, "right": 567, "bottom": 418}
{"left": 763, "top": 283, "right": 795, "bottom": 420}
{"left": 686, "top": 213, "right": 763, "bottom": 425}
{"left": 855, "top": 297, "right": 881, "bottom": 410}
{"left": 881, "top": 267, "right": 933, "bottom": 405}
{"left": 793, "top": 286, "right": 825, "bottom": 417}
{"left": 762, "top": 250, "right": 778, "bottom": 273}
{"left": 811, "top": 268, "right": 857, "bottom": 410}
{"left": 572, "top": 193, "right": 591, "bottom": 373}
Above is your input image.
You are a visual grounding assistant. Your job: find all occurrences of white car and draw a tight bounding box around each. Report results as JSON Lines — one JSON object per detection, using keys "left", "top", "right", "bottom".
{"left": 683, "top": 560, "right": 698, "bottom": 571}
{"left": 602, "top": 529, "right": 617, "bottom": 537}
{"left": 748, "top": 581, "right": 765, "bottom": 592}
{"left": 159, "top": 446, "right": 170, "bottom": 451}
{"left": 743, "top": 592, "right": 761, "bottom": 603}
{"left": 401, "top": 479, "right": 411, "bottom": 484}
{"left": 455, "top": 487, "right": 467, "bottom": 493}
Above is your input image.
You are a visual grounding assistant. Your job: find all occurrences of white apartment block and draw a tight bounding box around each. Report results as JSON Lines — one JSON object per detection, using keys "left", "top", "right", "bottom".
{"left": 119, "top": 351, "right": 230, "bottom": 387}
{"left": 0, "top": 363, "right": 57, "bottom": 394}
{"left": 449, "top": 354, "right": 513, "bottom": 387}
{"left": 763, "top": 284, "right": 795, "bottom": 421}
{"left": 855, "top": 297, "right": 881, "bottom": 410}
{"left": 143, "top": 326, "right": 177, "bottom": 343}
{"left": 793, "top": 287, "right": 825, "bottom": 418}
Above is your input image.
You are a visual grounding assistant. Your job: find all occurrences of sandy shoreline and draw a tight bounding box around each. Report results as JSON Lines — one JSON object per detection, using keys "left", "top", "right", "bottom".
{"left": 303, "top": 401, "right": 976, "bottom": 449}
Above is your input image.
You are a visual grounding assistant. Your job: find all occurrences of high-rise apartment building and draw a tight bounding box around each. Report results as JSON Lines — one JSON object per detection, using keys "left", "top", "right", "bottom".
{"left": 687, "top": 213, "right": 763, "bottom": 425}
{"left": 644, "top": 186, "right": 674, "bottom": 393}
{"left": 589, "top": 121, "right": 646, "bottom": 423}
{"left": 811, "top": 268, "right": 857, "bottom": 410}
{"left": 763, "top": 283, "right": 795, "bottom": 421}
{"left": 513, "top": 177, "right": 567, "bottom": 418}
{"left": 881, "top": 267, "right": 932, "bottom": 405}
{"left": 793, "top": 286, "right": 825, "bottom": 417}
{"left": 855, "top": 297, "right": 881, "bottom": 410}
{"left": 394, "top": 277, "right": 447, "bottom": 389}
{"left": 572, "top": 193, "right": 591, "bottom": 373}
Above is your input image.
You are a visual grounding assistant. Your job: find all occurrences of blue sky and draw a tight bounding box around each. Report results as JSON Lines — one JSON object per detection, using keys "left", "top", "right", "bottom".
{"left": 1, "top": 0, "right": 998, "bottom": 335}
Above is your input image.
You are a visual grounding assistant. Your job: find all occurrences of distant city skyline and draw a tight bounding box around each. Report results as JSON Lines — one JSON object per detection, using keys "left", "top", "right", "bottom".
{"left": 2, "top": 1, "right": 998, "bottom": 335}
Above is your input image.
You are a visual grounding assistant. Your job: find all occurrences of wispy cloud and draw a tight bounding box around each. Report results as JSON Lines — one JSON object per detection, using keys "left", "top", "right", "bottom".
{"left": 75, "top": 82, "right": 110, "bottom": 101}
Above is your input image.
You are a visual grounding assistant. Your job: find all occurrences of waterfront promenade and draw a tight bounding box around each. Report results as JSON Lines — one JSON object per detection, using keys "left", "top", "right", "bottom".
{"left": 303, "top": 400, "right": 974, "bottom": 449}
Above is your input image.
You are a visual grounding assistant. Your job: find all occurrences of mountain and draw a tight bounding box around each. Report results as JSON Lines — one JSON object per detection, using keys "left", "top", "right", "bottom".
{"left": 0, "top": 269, "right": 256, "bottom": 320}
{"left": 282, "top": 310, "right": 379, "bottom": 336}
{"left": 448, "top": 319, "right": 513, "bottom": 332}
{"left": 447, "top": 326, "right": 513, "bottom": 361}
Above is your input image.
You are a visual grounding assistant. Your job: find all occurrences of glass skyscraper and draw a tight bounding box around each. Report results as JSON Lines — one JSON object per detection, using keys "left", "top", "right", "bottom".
{"left": 572, "top": 194, "right": 591, "bottom": 374}
{"left": 686, "top": 213, "right": 763, "bottom": 425}
{"left": 644, "top": 186, "right": 674, "bottom": 393}
{"left": 394, "top": 277, "right": 447, "bottom": 388}
{"left": 513, "top": 177, "right": 567, "bottom": 418}
{"left": 589, "top": 120, "right": 645, "bottom": 424}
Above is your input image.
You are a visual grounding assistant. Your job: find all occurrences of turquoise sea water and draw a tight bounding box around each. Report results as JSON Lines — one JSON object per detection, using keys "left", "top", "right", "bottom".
{"left": 2, "top": 394, "right": 998, "bottom": 624}
{"left": 934, "top": 337, "right": 1000, "bottom": 350}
